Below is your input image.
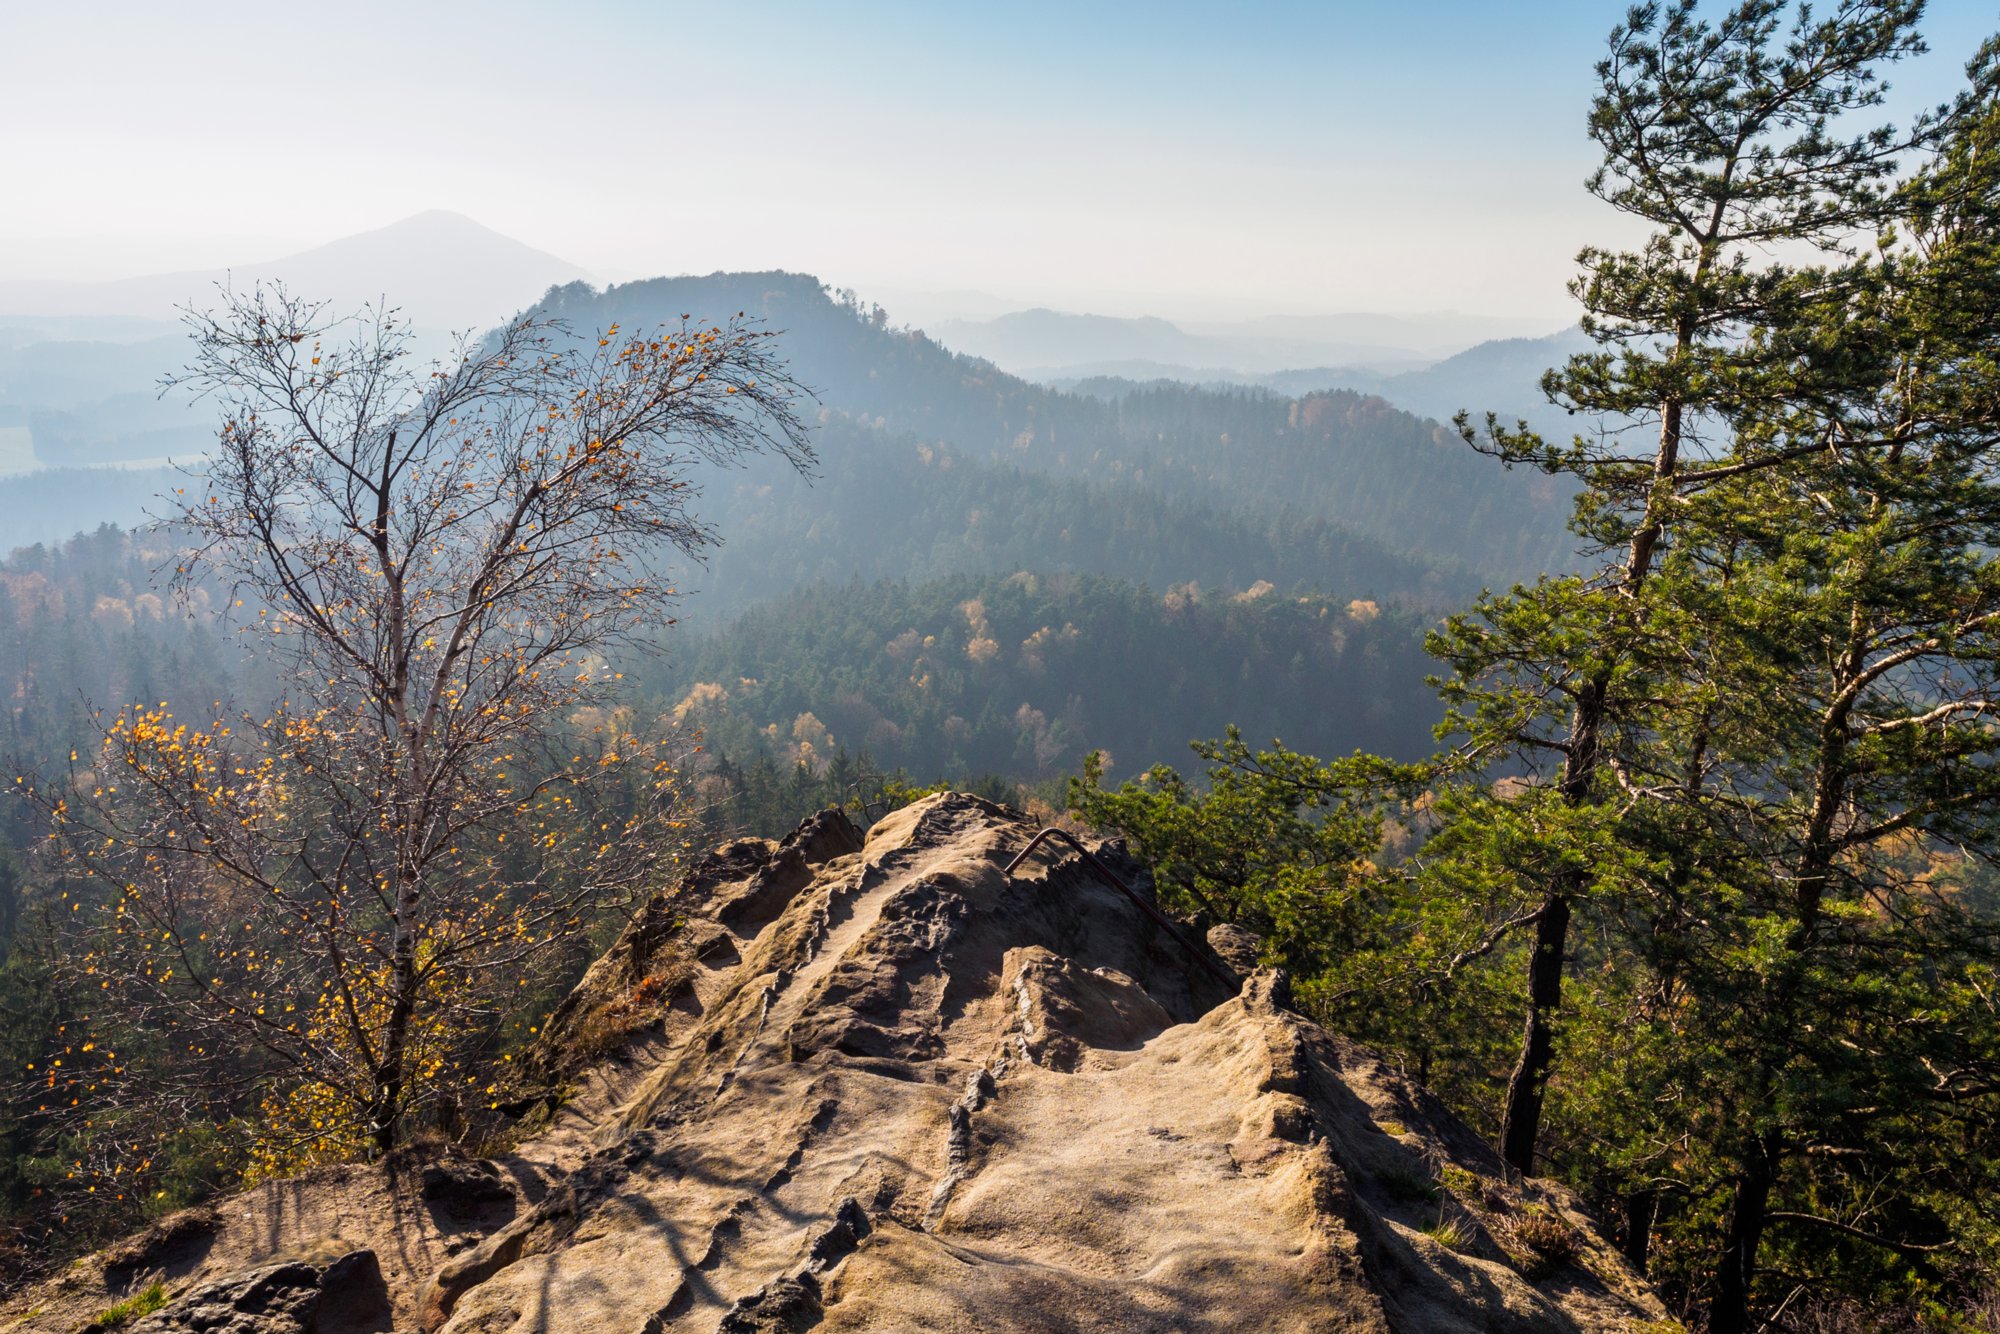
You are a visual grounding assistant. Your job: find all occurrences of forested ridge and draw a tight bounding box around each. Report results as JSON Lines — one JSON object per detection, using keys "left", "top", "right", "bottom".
{"left": 527, "top": 273, "right": 1578, "bottom": 589}
{"left": 0, "top": 541, "right": 1439, "bottom": 953}
{"left": 644, "top": 570, "right": 1439, "bottom": 782}
{"left": 676, "top": 412, "right": 1475, "bottom": 620}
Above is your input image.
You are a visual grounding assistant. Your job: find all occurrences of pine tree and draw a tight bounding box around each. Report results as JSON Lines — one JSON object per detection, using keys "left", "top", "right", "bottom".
{"left": 1435, "top": 0, "right": 1934, "bottom": 1175}
{"left": 1610, "top": 68, "right": 2000, "bottom": 1326}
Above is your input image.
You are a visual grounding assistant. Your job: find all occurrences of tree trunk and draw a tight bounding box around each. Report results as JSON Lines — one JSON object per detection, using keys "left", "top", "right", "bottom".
{"left": 367, "top": 1069, "right": 401, "bottom": 1156}
{"left": 1623, "top": 1187, "right": 1657, "bottom": 1276}
{"left": 1496, "top": 371, "right": 1686, "bottom": 1173}
{"left": 1499, "top": 671, "right": 1602, "bottom": 1174}
{"left": 1500, "top": 890, "right": 1571, "bottom": 1173}
{"left": 370, "top": 473, "right": 427, "bottom": 1159}
{"left": 1709, "top": 1137, "right": 1777, "bottom": 1334}
{"left": 372, "top": 915, "right": 419, "bottom": 1154}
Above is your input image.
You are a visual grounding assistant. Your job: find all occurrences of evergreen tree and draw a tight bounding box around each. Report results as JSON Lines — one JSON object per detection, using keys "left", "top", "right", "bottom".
{"left": 1591, "top": 69, "right": 2000, "bottom": 1326}
{"left": 1436, "top": 0, "right": 1934, "bottom": 1175}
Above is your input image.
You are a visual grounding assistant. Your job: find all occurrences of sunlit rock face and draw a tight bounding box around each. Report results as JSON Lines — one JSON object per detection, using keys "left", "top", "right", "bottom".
{"left": 426, "top": 792, "right": 1664, "bottom": 1333}
{"left": 11, "top": 793, "right": 1666, "bottom": 1334}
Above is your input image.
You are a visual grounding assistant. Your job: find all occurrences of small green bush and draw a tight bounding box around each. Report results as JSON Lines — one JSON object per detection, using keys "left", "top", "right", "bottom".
{"left": 93, "top": 1280, "right": 168, "bottom": 1328}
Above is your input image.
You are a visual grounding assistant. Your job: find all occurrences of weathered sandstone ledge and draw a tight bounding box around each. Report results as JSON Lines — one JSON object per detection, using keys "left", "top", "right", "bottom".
{"left": 5, "top": 793, "right": 1666, "bottom": 1332}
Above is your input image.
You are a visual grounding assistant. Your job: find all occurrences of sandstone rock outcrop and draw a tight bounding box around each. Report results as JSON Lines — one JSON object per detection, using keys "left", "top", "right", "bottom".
{"left": 120, "top": 1250, "right": 388, "bottom": 1334}
{"left": 4, "top": 793, "right": 1667, "bottom": 1332}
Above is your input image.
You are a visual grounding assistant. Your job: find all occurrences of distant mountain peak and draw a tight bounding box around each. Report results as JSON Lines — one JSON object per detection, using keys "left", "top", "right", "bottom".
{"left": 317, "top": 208, "right": 549, "bottom": 248}
{"left": 0, "top": 213, "right": 593, "bottom": 331}
{"left": 393, "top": 207, "right": 482, "bottom": 225}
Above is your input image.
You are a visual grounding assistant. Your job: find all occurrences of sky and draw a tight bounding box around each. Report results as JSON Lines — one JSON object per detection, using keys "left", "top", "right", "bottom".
{"left": 2, "top": 0, "right": 1996, "bottom": 323}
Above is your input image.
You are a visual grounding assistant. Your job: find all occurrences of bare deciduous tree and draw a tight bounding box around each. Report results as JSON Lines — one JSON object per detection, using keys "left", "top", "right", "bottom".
{"left": 34, "top": 285, "right": 810, "bottom": 1166}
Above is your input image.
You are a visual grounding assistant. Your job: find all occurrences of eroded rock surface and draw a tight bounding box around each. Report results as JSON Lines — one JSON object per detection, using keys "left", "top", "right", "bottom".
{"left": 427, "top": 794, "right": 1662, "bottom": 1332}
{"left": 5, "top": 794, "right": 1667, "bottom": 1333}
{"left": 124, "top": 1250, "right": 388, "bottom": 1334}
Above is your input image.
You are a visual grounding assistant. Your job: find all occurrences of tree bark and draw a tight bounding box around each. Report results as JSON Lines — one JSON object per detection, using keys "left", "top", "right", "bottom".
{"left": 1623, "top": 1187, "right": 1658, "bottom": 1276}
{"left": 1499, "top": 891, "right": 1571, "bottom": 1173}
{"left": 1710, "top": 1136, "right": 1778, "bottom": 1334}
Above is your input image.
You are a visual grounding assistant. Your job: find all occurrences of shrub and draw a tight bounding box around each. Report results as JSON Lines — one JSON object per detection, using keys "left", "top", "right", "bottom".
{"left": 94, "top": 1280, "right": 169, "bottom": 1328}
{"left": 1509, "top": 1206, "right": 1580, "bottom": 1279}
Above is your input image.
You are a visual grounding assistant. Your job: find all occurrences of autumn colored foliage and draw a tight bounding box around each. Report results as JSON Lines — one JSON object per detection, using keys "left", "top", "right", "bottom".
{"left": 21, "top": 284, "right": 810, "bottom": 1203}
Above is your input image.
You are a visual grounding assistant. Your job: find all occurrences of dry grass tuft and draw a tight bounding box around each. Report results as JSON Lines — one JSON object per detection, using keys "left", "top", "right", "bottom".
{"left": 1506, "top": 1206, "right": 1581, "bottom": 1279}
{"left": 568, "top": 954, "right": 696, "bottom": 1063}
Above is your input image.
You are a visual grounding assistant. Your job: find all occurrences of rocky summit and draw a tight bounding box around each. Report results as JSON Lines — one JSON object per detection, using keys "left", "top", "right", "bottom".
{"left": 6, "top": 793, "right": 1667, "bottom": 1333}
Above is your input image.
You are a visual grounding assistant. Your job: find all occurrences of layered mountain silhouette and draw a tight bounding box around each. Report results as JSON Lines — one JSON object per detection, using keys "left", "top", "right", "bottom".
{"left": 1050, "top": 327, "right": 1597, "bottom": 444}
{"left": 523, "top": 272, "right": 1578, "bottom": 588}
{"left": 0, "top": 248, "right": 1581, "bottom": 592}
{"left": 0, "top": 211, "right": 591, "bottom": 331}
{"left": 935, "top": 306, "right": 1561, "bottom": 378}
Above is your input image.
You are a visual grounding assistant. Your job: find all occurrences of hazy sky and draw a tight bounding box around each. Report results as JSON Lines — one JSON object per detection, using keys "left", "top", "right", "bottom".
{"left": 3, "top": 1, "right": 1994, "bottom": 321}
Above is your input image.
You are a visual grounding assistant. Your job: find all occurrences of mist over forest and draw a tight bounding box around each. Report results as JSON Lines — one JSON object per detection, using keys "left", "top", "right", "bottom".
{"left": 0, "top": 260, "right": 1584, "bottom": 813}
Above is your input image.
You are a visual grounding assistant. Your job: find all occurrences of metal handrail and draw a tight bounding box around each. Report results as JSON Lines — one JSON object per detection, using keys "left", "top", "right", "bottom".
{"left": 1003, "top": 828, "right": 1236, "bottom": 988}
